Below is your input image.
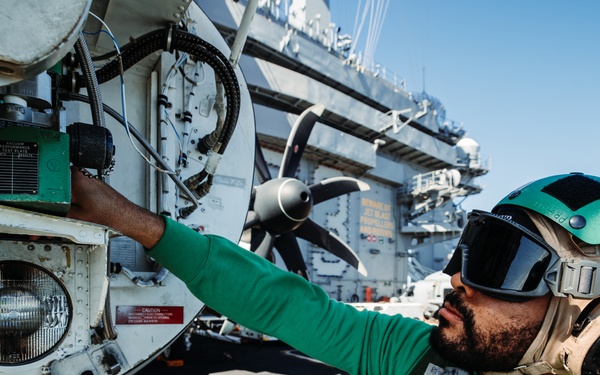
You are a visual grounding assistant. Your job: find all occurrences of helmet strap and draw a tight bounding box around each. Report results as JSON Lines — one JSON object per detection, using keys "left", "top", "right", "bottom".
{"left": 512, "top": 361, "right": 556, "bottom": 375}
{"left": 572, "top": 297, "right": 600, "bottom": 336}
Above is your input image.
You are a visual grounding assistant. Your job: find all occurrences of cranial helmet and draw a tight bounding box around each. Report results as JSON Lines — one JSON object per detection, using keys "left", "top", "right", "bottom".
{"left": 494, "top": 173, "right": 600, "bottom": 374}
{"left": 495, "top": 172, "right": 600, "bottom": 251}
{"left": 445, "top": 172, "right": 600, "bottom": 374}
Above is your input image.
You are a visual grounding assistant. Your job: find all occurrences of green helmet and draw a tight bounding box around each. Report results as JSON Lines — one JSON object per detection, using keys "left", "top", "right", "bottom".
{"left": 493, "top": 173, "right": 600, "bottom": 374}
{"left": 494, "top": 172, "right": 600, "bottom": 245}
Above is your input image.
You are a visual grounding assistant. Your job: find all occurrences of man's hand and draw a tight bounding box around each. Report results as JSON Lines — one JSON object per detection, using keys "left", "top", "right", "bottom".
{"left": 67, "top": 167, "right": 165, "bottom": 249}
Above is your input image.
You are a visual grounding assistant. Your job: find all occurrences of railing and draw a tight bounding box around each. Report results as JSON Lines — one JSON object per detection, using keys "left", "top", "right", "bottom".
{"left": 245, "top": 0, "right": 407, "bottom": 92}
{"left": 238, "top": 0, "right": 470, "bottom": 141}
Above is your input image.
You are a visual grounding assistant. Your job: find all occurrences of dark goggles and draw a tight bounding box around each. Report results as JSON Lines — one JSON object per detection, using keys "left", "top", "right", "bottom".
{"left": 446, "top": 210, "right": 600, "bottom": 301}
{"left": 445, "top": 210, "right": 558, "bottom": 301}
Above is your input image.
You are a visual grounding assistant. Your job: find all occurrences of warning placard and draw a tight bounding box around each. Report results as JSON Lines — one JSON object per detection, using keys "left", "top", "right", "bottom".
{"left": 359, "top": 198, "right": 395, "bottom": 238}
{"left": 115, "top": 305, "right": 184, "bottom": 325}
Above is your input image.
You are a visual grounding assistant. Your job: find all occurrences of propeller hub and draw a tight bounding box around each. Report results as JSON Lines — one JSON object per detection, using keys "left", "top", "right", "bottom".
{"left": 253, "top": 178, "right": 313, "bottom": 233}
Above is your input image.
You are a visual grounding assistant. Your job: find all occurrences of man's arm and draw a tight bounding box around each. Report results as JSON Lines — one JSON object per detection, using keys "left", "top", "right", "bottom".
{"left": 66, "top": 167, "right": 434, "bottom": 374}
{"left": 67, "top": 167, "right": 164, "bottom": 248}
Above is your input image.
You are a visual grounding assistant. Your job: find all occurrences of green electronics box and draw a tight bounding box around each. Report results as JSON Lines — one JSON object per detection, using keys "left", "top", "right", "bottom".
{"left": 0, "top": 126, "right": 70, "bottom": 215}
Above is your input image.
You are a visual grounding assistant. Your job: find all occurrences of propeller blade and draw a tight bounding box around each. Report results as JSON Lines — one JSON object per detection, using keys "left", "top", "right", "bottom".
{"left": 250, "top": 228, "right": 275, "bottom": 259}
{"left": 309, "top": 176, "right": 370, "bottom": 205}
{"left": 243, "top": 210, "right": 259, "bottom": 230}
{"left": 295, "top": 219, "right": 368, "bottom": 276}
{"left": 279, "top": 103, "right": 325, "bottom": 178}
{"left": 255, "top": 136, "right": 272, "bottom": 184}
{"left": 273, "top": 232, "right": 309, "bottom": 279}
{"left": 240, "top": 228, "right": 252, "bottom": 243}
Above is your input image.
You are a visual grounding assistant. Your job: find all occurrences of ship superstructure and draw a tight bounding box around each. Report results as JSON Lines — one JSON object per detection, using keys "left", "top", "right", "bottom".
{"left": 199, "top": 0, "right": 488, "bottom": 302}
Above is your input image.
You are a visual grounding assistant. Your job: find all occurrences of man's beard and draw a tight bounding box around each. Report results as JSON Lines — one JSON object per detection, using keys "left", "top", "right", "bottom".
{"left": 429, "top": 291, "right": 541, "bottom": 372}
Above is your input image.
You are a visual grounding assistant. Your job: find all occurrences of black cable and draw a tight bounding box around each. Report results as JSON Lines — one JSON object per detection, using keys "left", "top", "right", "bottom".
{"left": 91, "top": 28, "right": 167, "bottom": 84}
{"left": 77, "top": 25, "right": 240, "bottom": 155}
{"left": 170, "top": 27, "right": 240, "bottom": 153}
{"left": 71, "top": 25, "right": 243, "bottom": 200}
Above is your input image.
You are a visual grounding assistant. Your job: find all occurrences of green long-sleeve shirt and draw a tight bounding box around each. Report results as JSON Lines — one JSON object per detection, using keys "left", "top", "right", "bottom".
{"left": 147, "top": 217, "right": 462, "bottom": 374}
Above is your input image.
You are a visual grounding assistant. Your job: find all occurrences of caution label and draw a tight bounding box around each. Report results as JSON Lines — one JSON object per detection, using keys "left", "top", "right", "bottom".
{"left": 115, "top": 305, "right": 184, "bottom": 325}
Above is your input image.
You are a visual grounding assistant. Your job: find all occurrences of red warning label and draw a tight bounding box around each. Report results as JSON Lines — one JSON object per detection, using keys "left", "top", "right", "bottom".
{"left": 115, "top": 305, "right": 184, "bottom": 325}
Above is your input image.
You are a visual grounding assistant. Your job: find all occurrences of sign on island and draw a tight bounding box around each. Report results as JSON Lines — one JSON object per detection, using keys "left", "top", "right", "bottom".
{"left": 360, "top": 198, "right": 395, "bottom": 239}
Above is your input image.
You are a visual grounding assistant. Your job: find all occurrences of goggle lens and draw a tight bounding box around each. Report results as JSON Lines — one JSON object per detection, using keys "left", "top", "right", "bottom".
{"left": 457, "top": 210, "right": 555, "bottom": 298}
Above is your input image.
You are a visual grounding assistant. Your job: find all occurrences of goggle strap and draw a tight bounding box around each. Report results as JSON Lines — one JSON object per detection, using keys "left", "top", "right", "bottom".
{"left": 547, "top": 259, "right": 600, "bottom": 299}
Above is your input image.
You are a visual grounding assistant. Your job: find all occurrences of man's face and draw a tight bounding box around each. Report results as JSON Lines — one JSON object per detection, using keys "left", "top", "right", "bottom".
{"left": 429, "top": 272, "right": 551, "bottom": 372}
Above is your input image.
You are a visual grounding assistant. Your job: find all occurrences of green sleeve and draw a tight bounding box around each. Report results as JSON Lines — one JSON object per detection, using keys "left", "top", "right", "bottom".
{"left": 148, "top": 217, "right": 434, "bottom": 375}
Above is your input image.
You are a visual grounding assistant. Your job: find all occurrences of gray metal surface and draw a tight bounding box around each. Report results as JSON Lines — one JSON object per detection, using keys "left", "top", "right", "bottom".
{"left": 0, "top": 0, "right": 91, "bottom": 86}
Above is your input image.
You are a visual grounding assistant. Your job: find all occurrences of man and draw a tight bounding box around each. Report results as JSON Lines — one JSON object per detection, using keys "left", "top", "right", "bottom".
{"left": 68, "top": 168, "right": 600, "bottom": 374}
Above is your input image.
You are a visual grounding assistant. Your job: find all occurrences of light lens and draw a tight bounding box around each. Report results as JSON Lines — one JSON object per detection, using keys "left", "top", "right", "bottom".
{"left": 0, "top": 261, "right": 71, "bottom": 365}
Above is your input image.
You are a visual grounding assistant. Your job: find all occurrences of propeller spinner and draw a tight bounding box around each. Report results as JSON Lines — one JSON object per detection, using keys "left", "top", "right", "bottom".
{"left": 246, "top": 104, "right": 369, "bottom": 279}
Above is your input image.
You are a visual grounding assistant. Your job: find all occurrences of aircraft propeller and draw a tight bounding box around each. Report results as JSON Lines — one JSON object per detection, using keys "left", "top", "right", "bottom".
{"left": 245, "top": 104, "right": 369, "bottom": 279}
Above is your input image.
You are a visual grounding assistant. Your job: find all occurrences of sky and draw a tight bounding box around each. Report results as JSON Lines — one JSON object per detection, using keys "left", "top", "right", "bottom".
{"left": 329, "top": 0, "right": 600, "bottom": 213}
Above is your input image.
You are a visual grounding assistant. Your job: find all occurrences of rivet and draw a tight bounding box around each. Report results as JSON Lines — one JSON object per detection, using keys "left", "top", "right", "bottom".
{"left": 508, "top": 190, "right": 521, "bottom": 199}
{"left": 569, "top": 215, "right": 586, "bottom": 229}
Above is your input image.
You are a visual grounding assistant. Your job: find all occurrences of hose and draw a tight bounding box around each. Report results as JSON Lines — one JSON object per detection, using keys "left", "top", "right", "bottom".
{"left": 79, "top": 25, "right": 240, "bottom": 154}
{"left": 74, "top": 33, "right": 108, "bottom": 178}
{"left": 74, "top": 25, "right": 242, "bottom": 201}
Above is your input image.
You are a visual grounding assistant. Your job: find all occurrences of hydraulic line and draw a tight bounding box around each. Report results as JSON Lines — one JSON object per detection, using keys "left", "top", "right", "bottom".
{"left": 74, "top": 34, "right": 106, "bottom": 130}
{"left": 101, "top": 289, "right": 119, "bottom": 340}
{"left": 74, "top": 33, "right": 108, "bottom": 179}
{"left": 170, "top": 27, "right": 239, "bottom": 152}
{"left": 81, "top": 25, "right": 240, "bottom": 154}
{"left": 74, "top": 35, "right": 118, "bottom": 341}
{"left": 75, "top": 25, "right": 241, "bottom": 203}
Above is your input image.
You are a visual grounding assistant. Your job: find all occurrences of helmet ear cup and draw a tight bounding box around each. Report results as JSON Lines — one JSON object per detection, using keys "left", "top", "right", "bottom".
{"left": 572, "top": 298, "right": 600, "bottom": 337}
{"left": 581, "top": 336, "right": 600, "bottom": 374}
{"left": 572, "top": 298, "right": 600, "bottom": 374}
